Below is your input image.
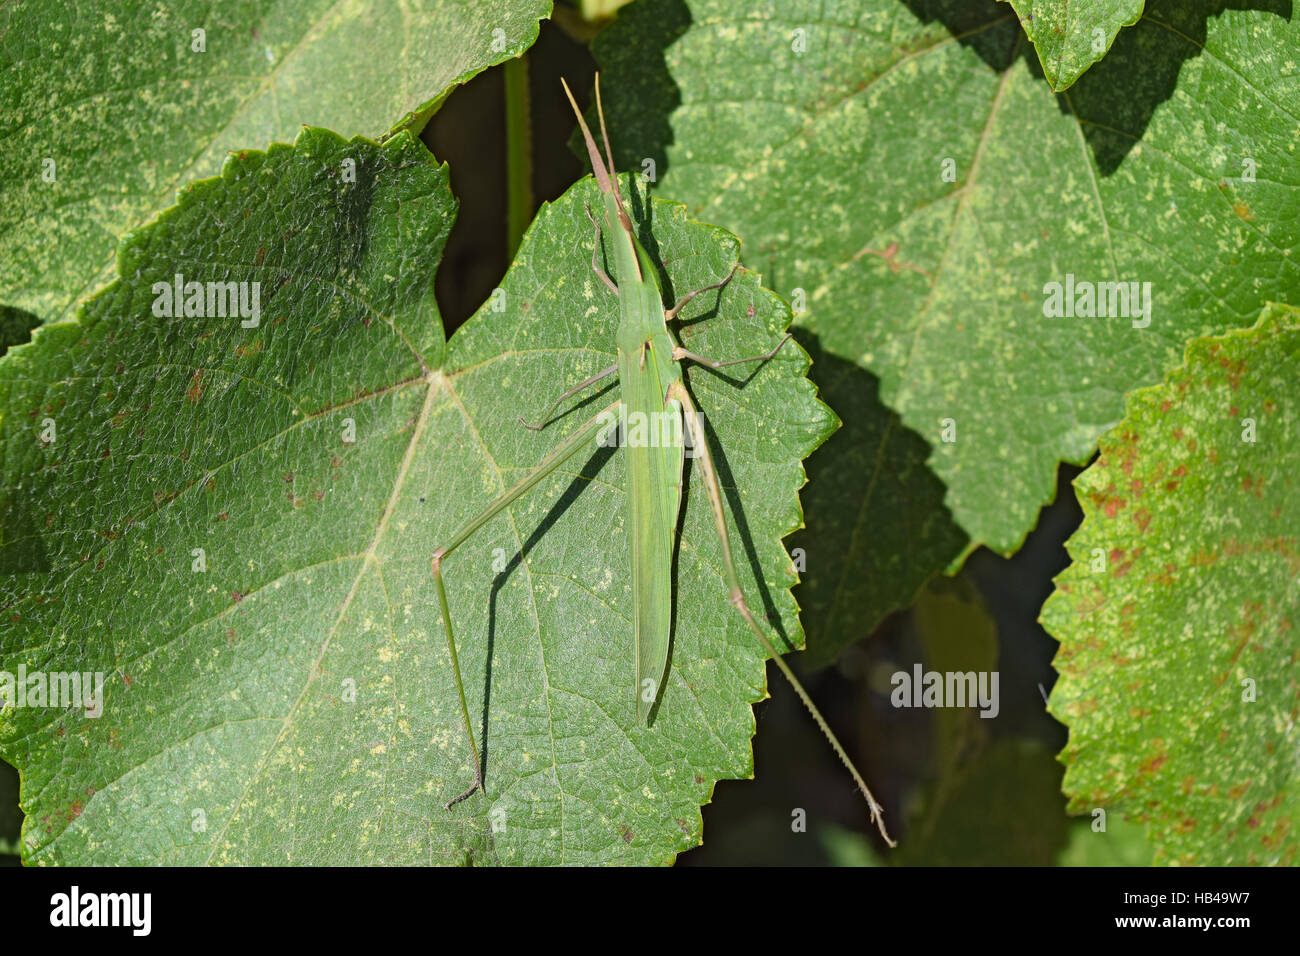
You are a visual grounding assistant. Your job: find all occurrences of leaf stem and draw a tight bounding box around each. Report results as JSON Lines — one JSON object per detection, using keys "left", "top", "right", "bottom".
{"left": 504, "top": 54, "right": 533, "bottom": 261}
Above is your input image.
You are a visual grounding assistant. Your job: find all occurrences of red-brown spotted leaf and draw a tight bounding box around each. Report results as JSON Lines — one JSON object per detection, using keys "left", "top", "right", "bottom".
{"left": 1044, "top": 303, "right": 1300, "bottom": 865}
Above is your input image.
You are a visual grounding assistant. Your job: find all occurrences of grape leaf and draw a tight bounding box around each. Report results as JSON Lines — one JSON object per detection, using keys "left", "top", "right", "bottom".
{"left": 817, "top": 823, "right": 884, "bottom": 866}
{"left": 912, "top": 578, "right": 999, "bottom": 780}
{"left": 894, "top": 739, "right": 1069, "bottom": 866}
{"left": 595, "top": 0, "right": 1299, "bottom": 660}
{"left": 0, "top": 128, "right": 833, "bottom": 864}
{"left": 788, "top": 336, "right": 968, "bottom": 669}
{"left": 1002, "top": 0, "right": 1144, "bottom": 91}
{"left": 0, "top": 0, "right": 550, "bottom": 324}
{"left": 1044, "top": 303, "right": 1300, "bottom": 866}
{"left": 886, "top": 580, "right": 1068, "bottom": 865}
{"left": 1057, "top": 815, "right": 1154, "bottom": 866}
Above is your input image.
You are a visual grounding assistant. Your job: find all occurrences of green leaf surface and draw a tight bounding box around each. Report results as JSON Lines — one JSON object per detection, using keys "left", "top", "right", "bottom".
{"left": 1003, "top": 0, "right": 1144, "bottom": 90}
{"left": 0, "top": 129, "right": 833, "bottom": 864}
{"left": 595, "top": 0, "right": 1299, "bottom": 660}
{"left": 1044, "top": 303, "right": 1300, "bottom": 866}
{"left": 893, "top": 739, "right": 1069, "bottom": 866}
{"left": 913, "top": 578, "right": 999, "bottom": 779}
{"left": 1057, "top": 815, "right": 1154, "bottom": 866}
{"left": 885, "top": 579, "right": 1069, "bottom": 865}
{"left": 0, "top": 0, "right": 550, "bottom": 324}
{"left": 817, "top": 822, "right": 884, "bottom": 866}
{"left": 789, "top": 336, "right": 968, "bottom": 668}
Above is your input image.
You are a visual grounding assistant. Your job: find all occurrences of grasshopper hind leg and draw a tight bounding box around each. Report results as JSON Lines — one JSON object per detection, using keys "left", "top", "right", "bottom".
{"left": 664, "top": 380, "right": 895, "bottom": 846}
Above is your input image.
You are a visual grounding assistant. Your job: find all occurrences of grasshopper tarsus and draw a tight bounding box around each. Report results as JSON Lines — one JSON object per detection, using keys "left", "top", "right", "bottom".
{"left": 665, "top": 262, "right": 740, "bottom": 321}
{"left": 445, "top": 760, "right": 484, "bottom": 810}
{"left": 444, "top": 777, "right": 482, "bottom": 811}
{"left": 673, "top": 333, "right": 794, "bottom": 373}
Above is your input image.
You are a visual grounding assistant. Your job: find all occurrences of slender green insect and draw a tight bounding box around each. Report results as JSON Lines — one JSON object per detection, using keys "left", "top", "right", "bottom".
{"left": 431, "top": 76, "right": 893, "bottom": 845}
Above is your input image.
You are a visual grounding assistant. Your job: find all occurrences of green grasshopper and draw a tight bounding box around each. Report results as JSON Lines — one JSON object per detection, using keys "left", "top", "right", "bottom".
{"left": 431, "top": 76, "right": 893, "bottom": 846}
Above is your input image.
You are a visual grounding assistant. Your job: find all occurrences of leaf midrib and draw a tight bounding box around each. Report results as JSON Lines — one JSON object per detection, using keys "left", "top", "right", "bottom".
{"left": 203, "top": 368, "right": 439, "bottom": 863}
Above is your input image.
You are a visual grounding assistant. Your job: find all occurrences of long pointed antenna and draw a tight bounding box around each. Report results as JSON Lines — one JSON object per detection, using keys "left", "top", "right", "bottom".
{"left": 561, "top": 74, "right": 638, "bottom": 272}
{"left": 591, "top": 74, "right": 623, "bottom": 204}
{"left": 560, "top": 76, "right": 613, "bottom": 195}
